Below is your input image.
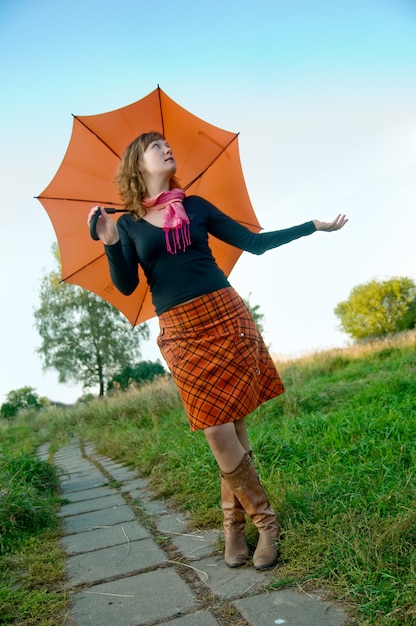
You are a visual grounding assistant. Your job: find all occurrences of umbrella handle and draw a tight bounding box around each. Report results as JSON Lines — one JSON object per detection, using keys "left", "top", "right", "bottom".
{"left": 89, "top": 207, "right": 118, "bottom": 241}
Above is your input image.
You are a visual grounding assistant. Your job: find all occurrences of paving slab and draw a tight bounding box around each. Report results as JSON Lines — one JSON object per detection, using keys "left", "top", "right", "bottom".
{"left": 58, "top": 461, "right": 99, "bottom": 470}
{"left": 122, "top": 480, "right": 152, "bottom": 496}
{"left": 169, "top": 529, "right": 220, "bottom": 561}
{"left": 67, "top": 569, "right": 199, "bottom": 626}
{"left": 55, "top": 447, "right": 79, "bottom": 459}
{"left": 57, "top": 457, "right": 98, "bottom": 468}
{"left": 60, "top": 485, "right": 119, "bottom": 503}
{"left": 122, "top": 477, "right": 150, "bottom": 492}
{"left": 137, "top": 497, "right": 169, "bottom": 515}
{"left": 59, "top": 492, "right": 126, "bottom": 515}
{"left": 234, "top": 588, "right": 347, "bottom": 626}
{"left": 97, "top": 458, "right": 137, "bottom": 471}
{"left": 124, "top": 481, "right": 166, "bottom": 511}
{"left": 37, "top": 443, "right": 50, "bottom": 459}
{"left": 193, "top": 554, "right": 274, "bottom": 601}
{"left": 101, "top": 467, "right": 138, "bottom": 482}
{"left": 156, "top": 512, "right": 190, "bottom": 535}
{"left": 59, "top": 467, "right": 102, "bottom": 477}
{"left": 63, "top": 503, "right": 135, "bottom": 534}
{"left": 60, "top": 469, "right": 102, "bottom": 481}
{"left": 65, "top": 538, "right": 167, "bottom": 585}
{"left": 61, "top": 520, "right": 152, "bottom": 555}
{"left": 59, "top": 493, "right": 127, "bottom": 517}
{"left": 57, "top": 455, "right": 98, "bottom": 465}
{"left": 60, "top": 475, "right": 107, "bottom": 494}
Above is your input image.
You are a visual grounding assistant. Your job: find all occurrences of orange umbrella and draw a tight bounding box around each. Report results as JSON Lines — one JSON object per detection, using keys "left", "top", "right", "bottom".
{"left": 37, "top": 87, "right": 261, "bottom": 326}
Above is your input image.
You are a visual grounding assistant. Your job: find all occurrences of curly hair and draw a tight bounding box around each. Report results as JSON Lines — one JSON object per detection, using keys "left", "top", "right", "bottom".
{"left": 115, "top": 131, "right": 181, "bottom": 219}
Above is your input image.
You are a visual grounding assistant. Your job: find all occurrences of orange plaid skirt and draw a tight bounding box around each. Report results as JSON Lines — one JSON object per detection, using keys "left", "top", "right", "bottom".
{"left": 157, "top": 287, "right": 285, "bottom": 431}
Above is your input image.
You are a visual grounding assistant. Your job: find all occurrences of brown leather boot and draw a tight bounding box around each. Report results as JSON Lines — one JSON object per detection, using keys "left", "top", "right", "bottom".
{"left": 221, "top": 474, "right": 249, "bottom": 567}
{"left": 222, "top": 452, "right": 279, "bottom": 570}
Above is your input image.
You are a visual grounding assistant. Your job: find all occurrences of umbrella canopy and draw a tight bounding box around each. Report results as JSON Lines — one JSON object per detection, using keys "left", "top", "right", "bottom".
{"left": 37, "top": 87, "right": 261, "bottom": 326}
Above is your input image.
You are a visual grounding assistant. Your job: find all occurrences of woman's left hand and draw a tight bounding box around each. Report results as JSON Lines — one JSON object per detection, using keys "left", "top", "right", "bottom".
{"left": 313, "top": 214, "right": 348, "bottom": 232}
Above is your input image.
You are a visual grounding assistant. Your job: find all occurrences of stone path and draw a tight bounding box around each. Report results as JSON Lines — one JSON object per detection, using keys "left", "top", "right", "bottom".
{"left": 38, "top": 440, "right": 350, "bottom": 626}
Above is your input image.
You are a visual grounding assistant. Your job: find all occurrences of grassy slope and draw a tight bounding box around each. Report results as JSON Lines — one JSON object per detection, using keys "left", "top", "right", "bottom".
{"left": 1, "top": 332, "right": 415, "bottom": 625}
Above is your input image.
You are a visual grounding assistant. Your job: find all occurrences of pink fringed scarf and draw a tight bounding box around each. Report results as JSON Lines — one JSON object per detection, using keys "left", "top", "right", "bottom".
{"left": 143, "top": 189, "right": 191, "bottom": 254}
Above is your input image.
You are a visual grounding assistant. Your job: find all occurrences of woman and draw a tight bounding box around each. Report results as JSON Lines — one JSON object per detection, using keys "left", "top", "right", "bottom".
{"left": 87, "top": 131, "right": 347, "bottom": 570}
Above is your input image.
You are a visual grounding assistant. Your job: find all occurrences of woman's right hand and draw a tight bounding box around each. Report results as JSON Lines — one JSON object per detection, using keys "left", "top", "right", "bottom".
{"left": 87, "top": 206, "right": 120, "bottom": 245}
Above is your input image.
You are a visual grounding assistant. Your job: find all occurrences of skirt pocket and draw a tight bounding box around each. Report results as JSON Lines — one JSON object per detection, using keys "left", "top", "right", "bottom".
{"left": 232, "top": 316, "right": 261, "bottom": 373}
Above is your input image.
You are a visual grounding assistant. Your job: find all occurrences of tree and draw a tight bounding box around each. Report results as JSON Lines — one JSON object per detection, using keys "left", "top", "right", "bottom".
{"left": 243, "top": 293, "right": 266, "bottom": 335}
{"left": 334, "top": 276, "right": 416, "bottom": 341}
{"left": 34, "top": 245, "right": 149, "bottom": 396}
{"left": 107, "top": 360, "right": 166, "bottom": 392}
{"left": 1, "top": 387, "right": 48, "bottom": 419}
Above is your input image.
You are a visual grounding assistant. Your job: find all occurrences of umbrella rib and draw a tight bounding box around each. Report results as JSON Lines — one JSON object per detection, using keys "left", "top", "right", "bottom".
{"left": 72, "top": 115, "right": 121, "bottom": 159}
{"left": 132, "top": 288, "right": 150, "bottom": 327}
{"left": 157, "top": 85, "right": 165, "bottom": 137}
{"left": 61, "top": 251, "right": 110, "bottom": 282}
{"left": 36, "top": 195, "right": 125, "bottom": 207}
{"left": 183, "top": 133, "right": 239, "bottom": 191}
{"left": 237, "top": 219, "right": 263, "bottom": 230}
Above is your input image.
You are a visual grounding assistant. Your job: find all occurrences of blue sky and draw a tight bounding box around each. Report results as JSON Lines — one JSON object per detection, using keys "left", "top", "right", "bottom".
{"left": 1, "top": 0, "right": 415, "bottom": 403}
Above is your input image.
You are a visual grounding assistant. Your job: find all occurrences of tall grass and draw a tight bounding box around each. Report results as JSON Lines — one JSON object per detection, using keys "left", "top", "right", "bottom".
{"left": 0, "top": 452, "right": 66, "bottom": 625}
{"left": 1, "top": 332, "right": 415, "bottom": 625}
{"left": 0, "top": 453, "right": 60, "bottom": 553}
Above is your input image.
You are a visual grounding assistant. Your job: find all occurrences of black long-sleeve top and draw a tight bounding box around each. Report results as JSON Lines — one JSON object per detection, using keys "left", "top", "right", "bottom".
{"left": 104, "top": 195, "right": 316, "bottom": 315}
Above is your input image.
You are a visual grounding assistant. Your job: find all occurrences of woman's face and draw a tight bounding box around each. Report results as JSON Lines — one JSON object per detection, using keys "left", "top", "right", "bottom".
{"left": 140, "top": 138, "right": 177, "bottom": 180}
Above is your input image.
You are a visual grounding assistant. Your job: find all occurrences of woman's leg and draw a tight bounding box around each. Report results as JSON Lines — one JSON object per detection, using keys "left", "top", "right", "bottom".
{"left": 203, "top": 422, "right": 246, "bottom": 473}
{"left": 205, "top": 422, "right": 279, "bottom": 570}
{"left": 234, "top": 417, "right": 250, "bottom": 453}
{"left": 205, "top": 422, "right": 249, "bottom": 567}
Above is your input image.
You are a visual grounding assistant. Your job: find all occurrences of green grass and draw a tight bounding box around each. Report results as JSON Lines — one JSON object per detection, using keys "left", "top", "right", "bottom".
{"left": 0, "top": 452, "right": 67, "bottom": 624}
{"left": 1, "top": 331, "right": 415, "bottom": 625}
{"left": 0, "top": 453, "right": 61, "bottom": 554}
{"left": 0, "top": 532, "right": 68, "bottom": 625}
